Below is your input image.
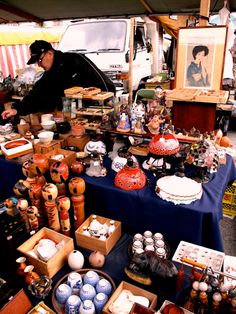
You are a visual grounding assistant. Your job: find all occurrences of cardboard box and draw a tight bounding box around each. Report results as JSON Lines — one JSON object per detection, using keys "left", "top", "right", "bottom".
{"left": 1, "top": 138, "right": 33, "bottom": 159}
{"left": 158, "top": 300, "right": 194, "bottom": 314}
{"left": 75, "top": 215, "right": 121, "bottom": 255}
{"left": 33, "top": 140, "right": 62, "bottom": 154}
{"left": 45, "top": 148, "right": 76, "bottom": 166}
{"left": 102, "top": 281, "right": 157, "bottom": 314}
{"left": 17, "top": 227, "right": 74, "bottom": 278}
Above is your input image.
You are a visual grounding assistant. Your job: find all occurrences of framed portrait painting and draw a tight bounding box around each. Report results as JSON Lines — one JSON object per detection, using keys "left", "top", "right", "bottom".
{"left": 175, "top": 26, "right": 227, "bottom": 90}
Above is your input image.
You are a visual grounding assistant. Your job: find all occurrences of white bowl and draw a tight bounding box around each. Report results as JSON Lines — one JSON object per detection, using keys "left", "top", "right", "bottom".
{"left": 41, "top": 120, "right": 56, "bottom": 131}
{"left": 38, "top": 131, "right": 54, "bottom": 144}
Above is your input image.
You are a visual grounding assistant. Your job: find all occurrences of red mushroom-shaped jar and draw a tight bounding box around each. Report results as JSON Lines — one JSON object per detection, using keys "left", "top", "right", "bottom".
{"left": 114, "top": 158, "right": 146, "bottom": 190}
{"left": 149, "top": 133, "right": 180, "bottom": 156}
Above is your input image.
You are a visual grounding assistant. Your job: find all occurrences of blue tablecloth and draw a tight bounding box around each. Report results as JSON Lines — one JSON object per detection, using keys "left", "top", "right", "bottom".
{"left": 0, "top": 154, "right": 236, "bottom": 252}
{"left": 81, "top": 154, "right": 236, "bottom": 252}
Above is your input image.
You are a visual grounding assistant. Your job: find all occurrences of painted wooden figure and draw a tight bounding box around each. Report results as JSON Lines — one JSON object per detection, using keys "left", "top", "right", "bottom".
{"left": 26, "top": 206, "right": 40, "bottom": 232}
{"left": 16, "top": 198, "right": 30, "bottom": 232}
{"left": 50, "top": 161, "right": 69, "bottom": 196}
{"left": 68, "top": 177, "right": 86, "bottom": 229}
{"left": 42, "top": 183, "right": 60, "bottom": 231}
{"left": 56, "top": 195, "right": 71, "bottom": 236}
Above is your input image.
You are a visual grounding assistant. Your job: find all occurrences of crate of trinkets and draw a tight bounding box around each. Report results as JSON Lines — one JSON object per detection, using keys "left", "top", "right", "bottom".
{"left": 75, "top": 214, "right": 121, "bottom": 255}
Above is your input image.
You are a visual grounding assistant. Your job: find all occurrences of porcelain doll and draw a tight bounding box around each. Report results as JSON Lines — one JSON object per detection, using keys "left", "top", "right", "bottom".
{"left": 116, "top": 112, "right": 131, "bottom": 133}
{"left": 146, "top": 114, "right": 165, "bottom": 134}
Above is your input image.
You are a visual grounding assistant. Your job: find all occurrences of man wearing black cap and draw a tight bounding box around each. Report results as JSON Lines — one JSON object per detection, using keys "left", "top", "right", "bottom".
{"left": 1, "top": 40, "right": 116, "bottom": 119}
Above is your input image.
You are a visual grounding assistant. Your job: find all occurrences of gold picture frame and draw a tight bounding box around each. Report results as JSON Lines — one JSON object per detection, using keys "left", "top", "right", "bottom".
{"left": 175, "top": 26, "right": 227, "bottom": 90}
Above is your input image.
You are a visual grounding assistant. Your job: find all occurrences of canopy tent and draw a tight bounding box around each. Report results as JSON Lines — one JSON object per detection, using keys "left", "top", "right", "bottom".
{"left": 0, "top": 0, "right": 235, "bottom": 25}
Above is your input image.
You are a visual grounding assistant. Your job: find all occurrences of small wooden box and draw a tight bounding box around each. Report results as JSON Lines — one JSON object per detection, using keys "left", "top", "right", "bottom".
{"left": 45, "top": 148, "right": 76, "bottom": 166}
{"left": 129, "top": 303, "right": 155, "bottom": 314}
{"left": 102, "top": 281, "right": 157, "bottom": 314}
{"left": 0, "top": 289, "right": 32, "bottom": 314}
{"left": 158, "top": 300, "right": 194, "bottom": 314}
{"left": 1, "top": 138, "right": 33, "bottom": 159}
{"left": 75, "top": 215, "right": 121, "bottom": 255}
{"left": 33, "top": 140, "right": 62, "bottom": 154}
{"left": 66, "top": 134, "right": 90, "bottom": 151}
{"left": 27, "top": 301, "right": 56, "bottom": 314}
{"left": 17, "top": 227, "right": 74, "bottom": 278}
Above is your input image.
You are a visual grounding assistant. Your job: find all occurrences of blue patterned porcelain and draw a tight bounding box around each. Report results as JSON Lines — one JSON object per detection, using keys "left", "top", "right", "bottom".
{"left": 93, "top": 292, "right": 108, "bottom": 313}
{"left": 55, "top": 283, "right": 72, "bottom": 304}
{"left": 79, "top": 300, "right": 95, "bottom": 314}
{"left": 95, "top": 279, "right": 112, "bottom": 296}
{"left": 83, "top": 270, "right": 100, "bottom": 287}
{"left": 65, "top": 294, "right": 81, "bottom": 314}
{"left": 67, "top": 272, "right": 83, "bottom": 295}
{"left": 79, "top": 284, "right": 96, "bottom": 301}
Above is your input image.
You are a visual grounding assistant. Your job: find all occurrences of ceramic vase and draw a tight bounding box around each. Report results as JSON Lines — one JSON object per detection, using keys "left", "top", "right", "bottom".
{"left": 83, "top": 270, "right": 100, "bottom": 287}
{"left": 55, "top": 283, "right": 72, "bottom": 304}
{"left": 65, "top": 295, "right": 81, "bottom": 314}
{"left": 68, "top": 250, "right": 85, "bottom": 270}
{"left": 95, "top": 279, "right": 112, "bottom": 296}
{"left": 79, "top": 284, "right": 96, "bottom": 301}
{"left": 79, "top": 300, "right": 95, "bottom": 314}
{"left": 67, "top": 272, "right": 83, "bottom": 295}
{"left": 93, "top": 292, "right": 108, "bottom": 313}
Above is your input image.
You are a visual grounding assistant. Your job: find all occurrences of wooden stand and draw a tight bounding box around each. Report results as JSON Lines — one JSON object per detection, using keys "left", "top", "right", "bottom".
{"left": 172, "top": 100, "right": 217, "bottom": 133}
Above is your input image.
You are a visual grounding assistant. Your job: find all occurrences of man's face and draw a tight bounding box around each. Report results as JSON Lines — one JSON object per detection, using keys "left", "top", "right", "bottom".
{"left": 37, "top": 50, "right": 54, "bottom": 71}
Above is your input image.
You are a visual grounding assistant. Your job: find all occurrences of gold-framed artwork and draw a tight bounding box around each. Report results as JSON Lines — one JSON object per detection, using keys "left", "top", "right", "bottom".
{"left": 175, "top": 26, "right": 227, "bottom": 90}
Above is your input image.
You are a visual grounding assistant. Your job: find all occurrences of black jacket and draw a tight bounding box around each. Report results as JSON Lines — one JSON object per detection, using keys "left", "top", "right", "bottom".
{"left": 13, "top": 50, "right": 116, "bottom": 116}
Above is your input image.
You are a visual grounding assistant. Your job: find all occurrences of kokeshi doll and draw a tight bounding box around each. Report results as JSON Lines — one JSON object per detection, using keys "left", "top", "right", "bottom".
{"left": 42, "top": 183, "right": 60, "bottom": 231}
{"left": 26, "top": 206, "right": 40, "bottom": 232}
{"left": 28, "top": 183, "right": 45, "bottom": 226}
{"left": 68, "top": 177, "right": 86, "bottom": 229}
{"left": 56, "top": 195, "right": 71, "bottom": 236}
{"left": 50, "top": 161, "right": 69, "bottom": 196}
{"left": 16, "top": 198, "right": 30, "bottom": 232}
{"left": 13, "top": 179, "right": 29, "bottom": 198}
{"left": 5, "top": 198, "right": 15, "bottom": 216}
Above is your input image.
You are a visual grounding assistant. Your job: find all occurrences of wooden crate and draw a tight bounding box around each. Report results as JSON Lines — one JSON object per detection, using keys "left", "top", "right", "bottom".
{"left": 75, "top": 215, "right": 121, "bottom": 255}
{"left": 102, "top": 281, "right": 157, "bottom": 314}
{"left": 129, "top": 303, "right": 155, "bottom": 314}
{"left": 66, "top": 134, "right": 90, "bottom": 151}
{"left": 45, "top": 148, "right": 76, "bottom": 166}
{"left": 17, "top": 227, "right": 74, "bottom": 278}
{"left": 33, "top": 140, "right": 62, "bottom": 154}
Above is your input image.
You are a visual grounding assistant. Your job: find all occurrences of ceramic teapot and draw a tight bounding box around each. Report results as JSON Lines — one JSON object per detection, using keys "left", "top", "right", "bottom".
{"left": 114, "top": 158, "right": 146, "bottom": 190}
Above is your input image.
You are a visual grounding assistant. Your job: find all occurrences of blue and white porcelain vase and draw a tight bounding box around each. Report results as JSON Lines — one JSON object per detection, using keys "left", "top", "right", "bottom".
{"left": 65, "top": 294, "right": 81, "bottom": 314}
{"left": 83, "top": 270, "right": 100, "bottom": 287}
{"left": 95, "top": 279, "right": 112, "bottom": 296}
{"left": 79, "top": 284, "right": 96, "bottom": 301}
{"left": 67, "top": 272, "right": 83, "bottom": 295}
{"left": 79, "top": 300, "right": 95, "bottom": 314}
{"left": 93, "top": 292, "right": 108, "bottom": 313}
{"left": 55, "top": 283, "right": 72, "bottom": 304}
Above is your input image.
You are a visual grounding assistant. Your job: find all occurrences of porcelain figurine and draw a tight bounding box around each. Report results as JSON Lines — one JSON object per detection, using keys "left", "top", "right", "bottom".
{"left": 42, "top": 183, "right": 60, "bottom": 231}
{"left": 130, "top": 100, "right": 146, "bottom": 134}
{"left": 26, "top": 205, "right": 40, "bottom": 231}
{"left": 146, "top": 114, "right": 165, "bottom": 134}
{"left": 114, "top": 158, "right": 146, "bottom": 190}
{"left": 84, "top": 139, "right": 106, "bottom": 156}
{"left": 68, "top": 177, "right": 86, "bottom": 229}
{"left": 56, "top": 195, "right": 71, "bottom": 236}
{"left": 86, "top": 155, "right": 107, "bottom": 177}
{"left": 116, "top": 112, "right": 130, "bottom": 133}
{"left": 50, "top": 161, "right": 69, "bottom": 196}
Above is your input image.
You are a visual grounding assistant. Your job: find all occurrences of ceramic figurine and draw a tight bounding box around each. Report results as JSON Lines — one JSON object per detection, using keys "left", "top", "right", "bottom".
{"left": 42, "top": 183, "right": 60, "bottom": 231}
{"left": 26, "top": 205, "right": 40, "bottom": 231}
{"left": 4, "top": 197, "right": 16, "bottom": 216}
{"left": 116, "top": 112, "right": 130, "bottom": 133}
{"left": 68, "top": 177, "right": 86, "bottom": 229}
{"left": 50, "top": 161, "right": 69, "bottom": 196}
{"left": 130, "top": 100, "right": 146, "bottom": 134}
{"left": 56, "top": 195, "right": 71, "bottom": 236}
{"left": 84, "top": 139, "right": 107, "bottom": 156}
{"left": 114, "top": 158, "right": 146, "bottom": 190}
{"left": 146, "top": 114, "right": 165, "bottom": 134}
{"left": 86, "top": 155, "right": 107, "bottom": 177}
{"left": 16, "top": 198, "right": 30, "bottom": 232}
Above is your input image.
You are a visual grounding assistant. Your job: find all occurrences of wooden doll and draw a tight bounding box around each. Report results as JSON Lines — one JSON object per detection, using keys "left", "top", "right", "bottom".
{"left": 56, "top": 195, "right": 71, "bottom": 236}
{"left": 68, "top": 177, "right": 86, "bottom": 229}
{"left": 42, "top": 183, "right": 60, "bottom": 231}
{"left": 16, "top": 198, "right": 30, "bottom": 232}
{"left": 26, "top": 206, "right": 40, "bottom": 232}
{"left": 50, "top": 161, "right": 69, "bottom": 196}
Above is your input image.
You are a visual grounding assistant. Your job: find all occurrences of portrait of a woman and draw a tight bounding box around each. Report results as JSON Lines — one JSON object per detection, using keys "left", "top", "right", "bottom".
{"left": 186, "top": 45, "right": 210, "bottom": 87}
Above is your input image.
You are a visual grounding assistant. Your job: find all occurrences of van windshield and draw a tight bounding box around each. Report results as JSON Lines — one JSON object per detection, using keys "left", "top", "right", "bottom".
{"left": 58, "top": 20, "right": 127, "bottom": 53}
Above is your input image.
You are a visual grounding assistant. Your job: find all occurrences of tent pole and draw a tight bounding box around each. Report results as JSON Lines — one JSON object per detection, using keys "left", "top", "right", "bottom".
{"left": 128, "top": 17, "right": 135, "bottom": 105}
{"left": 199, "top": 0, "right": 210, "bottom": 26}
